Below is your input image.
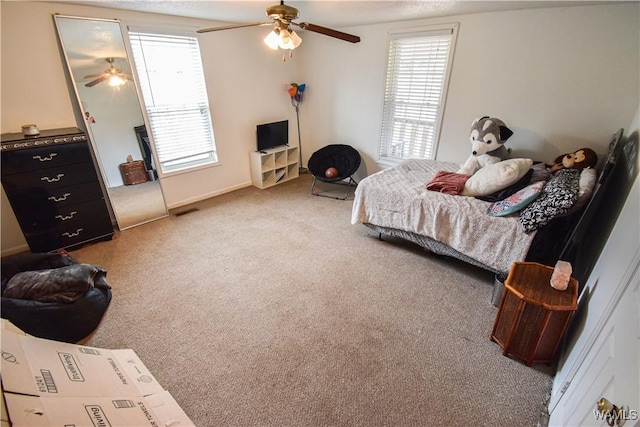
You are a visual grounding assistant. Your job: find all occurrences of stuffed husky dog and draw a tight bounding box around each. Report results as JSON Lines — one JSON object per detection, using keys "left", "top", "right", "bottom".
{"left": 457, "top": 116, "right": 513, "bottom": 175}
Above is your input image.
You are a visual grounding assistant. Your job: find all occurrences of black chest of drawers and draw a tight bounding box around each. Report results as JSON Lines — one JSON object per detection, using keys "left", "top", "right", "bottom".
{"left": 1, "top": 127, "right": 114, "bottom": 252}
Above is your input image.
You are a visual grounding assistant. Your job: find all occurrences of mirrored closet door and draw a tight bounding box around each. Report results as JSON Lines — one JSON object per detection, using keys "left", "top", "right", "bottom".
{"left": 54, "top": 15, "right": 168, "bottom": 230}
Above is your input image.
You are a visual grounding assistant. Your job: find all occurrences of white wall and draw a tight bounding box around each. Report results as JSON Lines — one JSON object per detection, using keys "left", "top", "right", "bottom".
{"left": 301, "top": 3, "right": 640, "bottom": 176}
{"left": 1, "top": 1, "right": 298, "bottom": 254}
{"left": 2, "top": 1, "right": 639, "bottom": 255}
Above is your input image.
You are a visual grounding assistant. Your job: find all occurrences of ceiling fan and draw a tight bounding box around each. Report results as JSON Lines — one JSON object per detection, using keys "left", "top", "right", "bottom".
{"left": 197, "top": 1, "right": 360, "bottom": 54}
{"left": 84, "top": 57, "right": 133, "bottom": 88}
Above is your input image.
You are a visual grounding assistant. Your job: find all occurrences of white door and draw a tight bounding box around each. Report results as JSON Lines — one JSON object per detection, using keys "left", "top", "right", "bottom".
{"left": 549, "top": 262, "right": 639, "bottom": 426}
{"left": 549, "top": 176, "right": 640, "bottom": 426}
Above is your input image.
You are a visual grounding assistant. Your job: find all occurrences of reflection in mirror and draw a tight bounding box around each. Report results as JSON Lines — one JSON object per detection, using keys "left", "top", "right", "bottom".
{"left": 54, "top": 15, "right": 168, "bottom": 230}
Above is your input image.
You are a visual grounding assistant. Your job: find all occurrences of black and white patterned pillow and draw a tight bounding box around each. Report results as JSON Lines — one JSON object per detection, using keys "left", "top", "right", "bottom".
{"left": 519, "top": 169, "right": 580, "bottom": 234}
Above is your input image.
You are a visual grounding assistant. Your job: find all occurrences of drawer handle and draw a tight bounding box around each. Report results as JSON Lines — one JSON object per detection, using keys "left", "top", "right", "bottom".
{"left": 41, "top": 173, "right": 65, "bottom": 183}
{"left": 62, "top": 228, "right": 83, "bottom": 238}
{"left": 32, "top": 153, "right": 58, "bottom": 162}
{"left": 55, "top": 211, "right": 77, "bottom": 221}
{"left": 48, "top": 193, "right": 71, "bottom": 202}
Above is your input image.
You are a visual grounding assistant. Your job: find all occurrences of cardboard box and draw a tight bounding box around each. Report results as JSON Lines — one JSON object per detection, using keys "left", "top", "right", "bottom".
{"left": 1, "top": 323, "right": 194, "bottom": 426}
{"left": 4, "top": 390, "right": 189, "bottom": 426}
{"left": 1, "top": 319, "right": 25, "bottom": 335}
{"left": 1, "top": 388, "right": 10, "bottom": 427}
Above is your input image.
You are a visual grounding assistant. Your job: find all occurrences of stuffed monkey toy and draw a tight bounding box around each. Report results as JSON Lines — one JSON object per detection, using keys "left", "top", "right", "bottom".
{"left": 550, "top": 148, "right": 598, "bottom": 174}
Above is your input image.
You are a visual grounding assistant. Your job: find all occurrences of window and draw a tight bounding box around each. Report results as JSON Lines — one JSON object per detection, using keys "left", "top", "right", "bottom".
{"left": 379, "top": 25, "right": 457, "bottom": 162}
{"left": 128, "top": 30, "right": 217, "bottom": 173}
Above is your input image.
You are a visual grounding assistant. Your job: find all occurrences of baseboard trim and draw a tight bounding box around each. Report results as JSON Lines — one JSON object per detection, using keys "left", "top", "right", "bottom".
{"left": 166, "top": 181, "right": 252, "bottom": 210}
{"left": 1, "top": 243, "right": 29, "bottom": 258}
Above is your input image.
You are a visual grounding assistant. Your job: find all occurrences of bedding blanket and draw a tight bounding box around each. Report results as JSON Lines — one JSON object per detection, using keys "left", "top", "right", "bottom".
{"left": 351, "top": 159, "right": 537, "bottom": 273}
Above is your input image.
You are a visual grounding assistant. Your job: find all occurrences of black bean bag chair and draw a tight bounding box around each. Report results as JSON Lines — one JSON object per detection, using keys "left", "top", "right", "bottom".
{"left": 308, "top": 144, "right": 361, "bottom": 199}
{"left": 1, "top": 252, "right": 111, "bottom": 343}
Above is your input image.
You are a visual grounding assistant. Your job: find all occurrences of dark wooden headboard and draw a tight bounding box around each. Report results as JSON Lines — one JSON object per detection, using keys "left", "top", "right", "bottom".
{"left": 560, "top": 128, "right": 638, "bottom": 291}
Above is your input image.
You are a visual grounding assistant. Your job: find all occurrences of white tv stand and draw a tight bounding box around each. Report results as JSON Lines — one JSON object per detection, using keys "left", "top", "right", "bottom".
{"left": 250, "top": 145, "right": 299, "bottom": 189}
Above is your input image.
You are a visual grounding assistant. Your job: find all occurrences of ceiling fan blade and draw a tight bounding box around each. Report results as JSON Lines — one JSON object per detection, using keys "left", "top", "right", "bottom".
{"left": 84, "top": 73, "right": 104, "bottom": 78}
{"left": 197, "top": 21, "right": 273, "bottom": 34}
{"left": 85, "top": 76, "right": 107, "bottom": 87}
{"left": 294, "top": 22, "right": 360, "bottom": 43}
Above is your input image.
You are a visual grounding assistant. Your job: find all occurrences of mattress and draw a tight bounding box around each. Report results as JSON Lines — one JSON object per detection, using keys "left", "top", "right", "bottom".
{"left": 351, "top": 159, "right": 537, "bottom": 273}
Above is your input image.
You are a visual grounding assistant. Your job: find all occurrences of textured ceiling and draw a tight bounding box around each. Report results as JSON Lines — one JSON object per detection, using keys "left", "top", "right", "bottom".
{"left": 59, "top": 1, "right": 609, "bottom": 28}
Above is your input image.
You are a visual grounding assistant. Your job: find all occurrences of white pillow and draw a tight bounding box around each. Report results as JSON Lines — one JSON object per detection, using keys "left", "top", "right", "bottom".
{"left": 577, "top": 167, "right": 597, "bottom": 204}
{"left": 564, "top": 167, "right": 597, "bottom": 215}
{"left": 462, "top": 158, "right": 533, "bottom": 197}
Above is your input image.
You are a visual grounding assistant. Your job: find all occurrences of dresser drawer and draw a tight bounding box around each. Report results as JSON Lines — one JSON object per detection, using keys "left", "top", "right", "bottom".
{"left": 22, "top": 201, "right": 113, "bottom": 253}
{"left": 2, "top": 161, "right": 100, "bottom": 192}
{"left": 1, "top": 141, "right": 94, "bottom": 175}
{"left": 14, "top": 199, "right": 110, "bottom": 233}
{"left": 7, "top": 181, "right": 106, "bottom": 218}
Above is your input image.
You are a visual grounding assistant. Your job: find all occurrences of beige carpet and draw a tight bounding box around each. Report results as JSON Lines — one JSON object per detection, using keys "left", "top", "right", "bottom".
{"left": 70, "top": 174, "right": 553, "bottom": 426}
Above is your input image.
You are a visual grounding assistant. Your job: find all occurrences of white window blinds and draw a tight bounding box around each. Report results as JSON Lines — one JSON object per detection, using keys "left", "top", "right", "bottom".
{"left": 379, "top": 27, "right": 455, "bottom": 161}
{"left": 128, "top": 30, "right": 217, "bottom": 173}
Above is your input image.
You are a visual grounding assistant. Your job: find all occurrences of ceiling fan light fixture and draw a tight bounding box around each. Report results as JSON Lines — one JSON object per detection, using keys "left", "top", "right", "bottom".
{"left": 278, "top": 29, "right": 294, "bottom": 50}
{"left": 264, "top": 26, "right": 302, "bottom": 51}
{"left": 108, "top": 75, "right": 126, "bottom": 87}
{"left": 277, "top": 29, "right": 302, "bottom": 50}
{"left": 199, "top": 2, "right": 360, "bottom": 55}
{"left": 264, "top": 28, "right": 281, "bottom": 50}
{"left": 289, "top": 30, "right": 302, "bottom": 48}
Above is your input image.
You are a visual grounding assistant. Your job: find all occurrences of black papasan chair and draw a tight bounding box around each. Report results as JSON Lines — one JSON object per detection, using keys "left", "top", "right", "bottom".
{"left": 308, "top": 144, "right": 361, "bottom": 200}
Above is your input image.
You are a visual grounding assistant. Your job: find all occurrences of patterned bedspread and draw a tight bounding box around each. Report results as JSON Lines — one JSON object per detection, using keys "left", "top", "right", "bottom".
{"left": 351, "top": 159, "right": 537, "bottom": 273}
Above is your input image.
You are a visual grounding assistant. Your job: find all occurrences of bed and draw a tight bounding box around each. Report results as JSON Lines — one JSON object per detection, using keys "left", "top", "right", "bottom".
{"left": 351, "top": 128, "right": 632, "bottom": 277}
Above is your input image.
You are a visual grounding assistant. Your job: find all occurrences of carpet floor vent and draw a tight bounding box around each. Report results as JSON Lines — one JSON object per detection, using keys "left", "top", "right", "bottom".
{"left": 173, "top": 207, "right": 199, "bottom": 217}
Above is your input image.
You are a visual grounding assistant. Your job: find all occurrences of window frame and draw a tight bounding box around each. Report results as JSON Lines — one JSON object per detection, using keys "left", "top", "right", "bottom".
{"left": 127, "top": 26, "right": 218, "bottom": 176}
{"left": 378, "top": 23, "right": 459, "bottom": 166}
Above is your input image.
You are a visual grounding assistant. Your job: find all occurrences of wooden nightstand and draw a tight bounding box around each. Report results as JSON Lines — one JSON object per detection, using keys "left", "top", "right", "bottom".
{"left": 119, "top": 160, "right": 148, "bottom": 185}
{"left": 491, "top": 262, "right": 578, "bottom": 366}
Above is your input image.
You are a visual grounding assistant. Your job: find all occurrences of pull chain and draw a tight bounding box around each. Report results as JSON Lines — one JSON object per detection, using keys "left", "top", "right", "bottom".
{"left": 281, "top": 50, "right": 294, "bottom": 62}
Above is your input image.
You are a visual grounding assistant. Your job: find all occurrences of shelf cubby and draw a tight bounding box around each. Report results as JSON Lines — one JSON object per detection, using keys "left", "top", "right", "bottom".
{"left": 250, "top": 145, "right": 300, "bottom": 189}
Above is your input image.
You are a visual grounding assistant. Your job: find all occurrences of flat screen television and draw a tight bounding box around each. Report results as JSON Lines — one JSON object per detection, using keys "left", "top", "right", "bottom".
{"left": 256, "top": 120, "right": 288, "bottom": 152}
